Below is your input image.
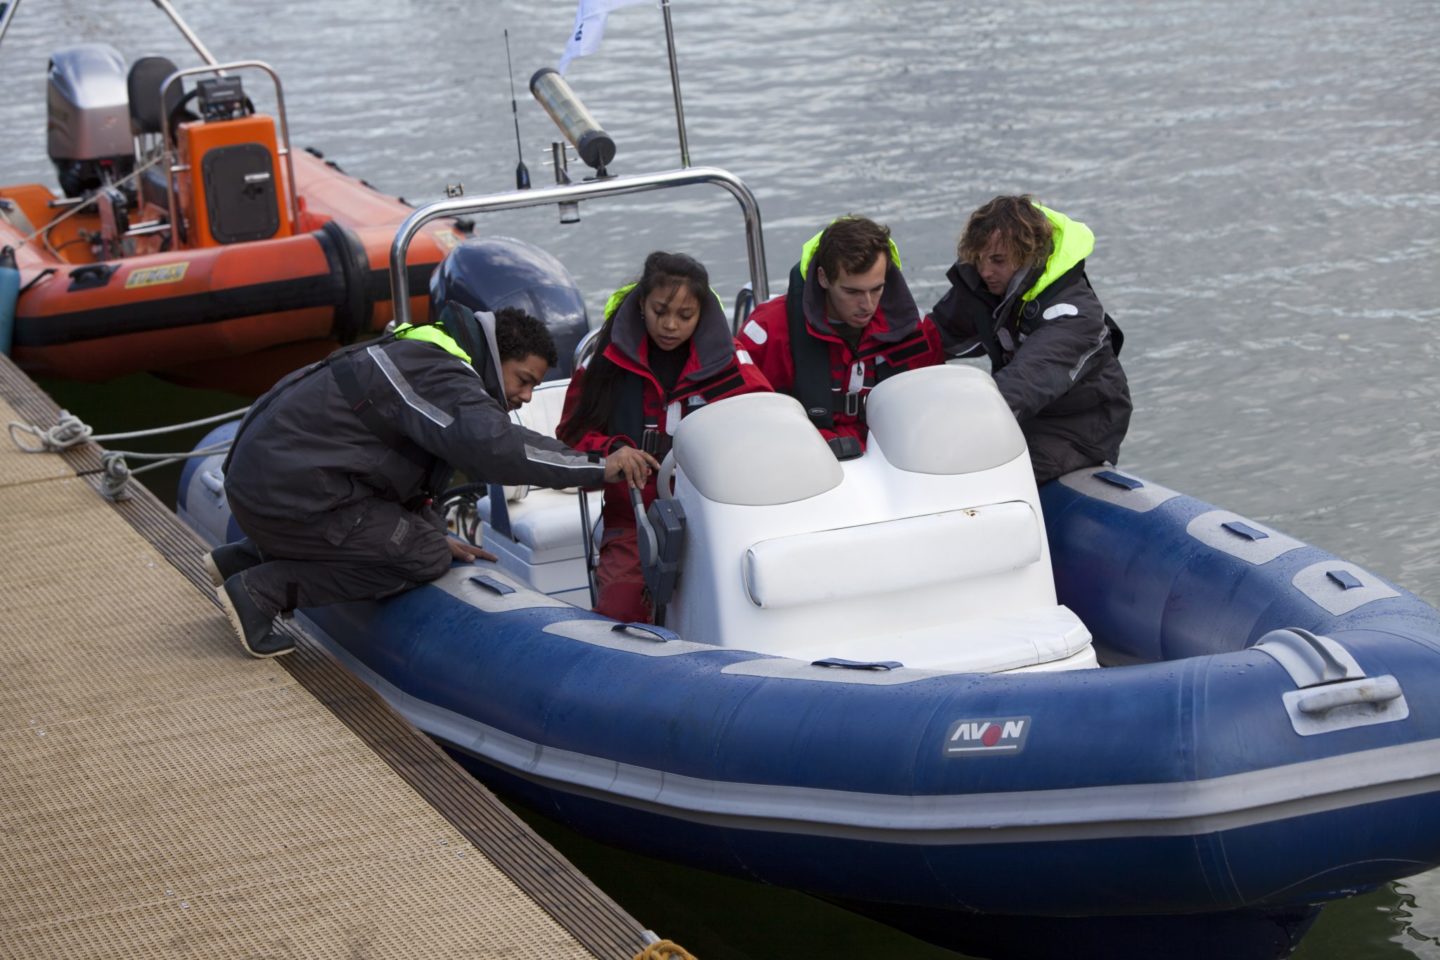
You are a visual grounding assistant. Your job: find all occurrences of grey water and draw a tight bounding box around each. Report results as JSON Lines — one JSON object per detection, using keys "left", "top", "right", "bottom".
{"left": 3, "top": 1, "right": 1438, "bottom": 956}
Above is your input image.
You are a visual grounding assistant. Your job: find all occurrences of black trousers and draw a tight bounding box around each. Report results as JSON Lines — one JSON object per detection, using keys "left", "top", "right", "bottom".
{"left": 227, "top": 497, "right": 453, "bottom": 618}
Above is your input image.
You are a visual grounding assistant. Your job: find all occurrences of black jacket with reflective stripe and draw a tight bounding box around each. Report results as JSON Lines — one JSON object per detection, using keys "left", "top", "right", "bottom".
{"left": 225, "top": 338, "right": 603, "bottom": 524}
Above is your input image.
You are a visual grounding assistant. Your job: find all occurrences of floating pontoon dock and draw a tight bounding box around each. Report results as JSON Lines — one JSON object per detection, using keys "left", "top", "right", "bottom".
{"left": 0, "top": 353, "right": 658, "bottom": 959}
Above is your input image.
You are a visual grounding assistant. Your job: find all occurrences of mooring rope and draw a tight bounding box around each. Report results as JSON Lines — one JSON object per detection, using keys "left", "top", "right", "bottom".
{"left": 8, "top": 408, "right": 247, "bottom": 500}
{"left": 71, "top": 441, "right": 233, "bottom": 501}
{"left": 7, "top": 406, "right": 248, "bottom": 453}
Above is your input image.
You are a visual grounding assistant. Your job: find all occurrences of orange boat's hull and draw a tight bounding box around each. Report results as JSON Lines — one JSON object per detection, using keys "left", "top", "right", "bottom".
{"left": 1, "top": 152, "right": 466, "bottom": 394}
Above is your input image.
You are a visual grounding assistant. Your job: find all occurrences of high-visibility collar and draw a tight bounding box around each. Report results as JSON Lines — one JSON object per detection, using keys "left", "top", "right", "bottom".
{"left": 1022, "top": 205, "right": 1094, "bottom": 302}
{"left": 394, "top": 322, "right": 470, "bottom": 363}
{"left": 604, "top": 283, "right": 638, "bottom": 323}
{"left": 797, "top": 222, "right": 903, "bottom": 280}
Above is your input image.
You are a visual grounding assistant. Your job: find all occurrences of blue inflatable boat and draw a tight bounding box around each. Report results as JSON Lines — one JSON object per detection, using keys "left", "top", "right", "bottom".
{"left": 179, "top": 359, "right": 1440, "bottom": 959}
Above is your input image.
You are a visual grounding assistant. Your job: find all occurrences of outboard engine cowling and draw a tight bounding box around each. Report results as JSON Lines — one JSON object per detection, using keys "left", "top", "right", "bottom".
{"left": 428, "top": 237, "right": 589, "bottom": 378}
{"left": 47, "top": 43, "right": 136, "bottom": 197}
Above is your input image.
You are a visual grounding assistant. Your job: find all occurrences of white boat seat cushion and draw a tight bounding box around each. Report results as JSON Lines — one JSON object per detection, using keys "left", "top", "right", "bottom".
{"left": 770, "top": 605, "right": 1094, "bottom": 674}
{"left": 673, "top": 393, "right": 842, "bottom": 506}
{"left": 478, "top": 488, "right": 596, "bottom": 562}
{"left": 866, "top": 365, "right": 1027, "bottom": 474}
{"left": 743, "top": 501, "right": 1041, "bottom": 609}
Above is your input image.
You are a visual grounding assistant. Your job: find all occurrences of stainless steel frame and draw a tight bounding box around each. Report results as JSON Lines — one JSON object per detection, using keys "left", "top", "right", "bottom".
{"left": 659, "top": 0, "right": 690, "bottom": 168}
{"left": 0, "top": 0, "right": 21, "bottom": 50}
{"left": 387, "top": 166, "right": 770, "bottom": 329}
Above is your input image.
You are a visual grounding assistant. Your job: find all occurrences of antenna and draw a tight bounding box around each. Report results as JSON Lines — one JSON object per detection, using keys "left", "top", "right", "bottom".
{"left": 504, "top": 29, "right": 531, "bottom": 190}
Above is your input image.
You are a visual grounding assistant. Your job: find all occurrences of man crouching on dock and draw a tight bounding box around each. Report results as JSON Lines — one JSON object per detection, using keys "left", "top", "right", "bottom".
{"left": 209, "top": 304, "right": 656, "bottom": 658}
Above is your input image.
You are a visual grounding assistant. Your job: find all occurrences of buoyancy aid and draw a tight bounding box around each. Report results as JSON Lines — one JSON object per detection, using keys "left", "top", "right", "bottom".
{"left": 602, "top": 283, "right": 756, "bottom": 460}
{"left": 961, "top": 206, "right": 1125, "bottom": 370}
{"left": 785, "top": 232, "right": 934, "bottom": 430}
{"left": 609, "top": 364, "right": 752, "bottom": 459}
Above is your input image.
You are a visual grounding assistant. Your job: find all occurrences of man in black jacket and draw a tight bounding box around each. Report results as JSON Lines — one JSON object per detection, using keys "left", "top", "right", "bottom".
{"left": 929, "top": 195, "right": 1131, "bottom": 483}
{"left": 211, "top": 305, "right": 656, "bottom": 658}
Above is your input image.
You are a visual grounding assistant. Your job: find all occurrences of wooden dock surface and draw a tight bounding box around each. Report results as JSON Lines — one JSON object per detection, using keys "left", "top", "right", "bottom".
{"left": 0, "top": 354, "right": 655, "bottom": 959}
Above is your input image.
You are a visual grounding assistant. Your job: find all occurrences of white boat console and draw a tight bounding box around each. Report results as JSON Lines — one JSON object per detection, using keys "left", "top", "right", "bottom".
{"left": 479, "top": 366, "right": 1097, "bottom": 673}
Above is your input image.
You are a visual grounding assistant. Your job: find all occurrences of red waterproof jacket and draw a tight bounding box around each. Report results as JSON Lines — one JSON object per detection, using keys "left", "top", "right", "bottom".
{"left": 558, "top": 284, "right": 771, "bottom": 528}
{"left": 735, "top": 244, "right": 943, "bottom": 451}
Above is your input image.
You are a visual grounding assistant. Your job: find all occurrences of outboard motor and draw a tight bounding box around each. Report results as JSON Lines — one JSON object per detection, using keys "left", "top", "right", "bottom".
{"left": 428, "top": 237, "right": 589, "bottom": 378}
{"left": 47, "top": 44, "right": 137, "bottom": 198}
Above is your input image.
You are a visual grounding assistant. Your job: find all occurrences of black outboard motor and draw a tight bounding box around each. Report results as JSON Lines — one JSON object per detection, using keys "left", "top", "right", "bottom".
{"left": 428, "top": 237, "right": 589, "bottom": 378}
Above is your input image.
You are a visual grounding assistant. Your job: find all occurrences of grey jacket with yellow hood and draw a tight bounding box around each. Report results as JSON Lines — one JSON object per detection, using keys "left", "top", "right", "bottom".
{"left": 929, "top": 205, "right": 1132, "bottom": 483}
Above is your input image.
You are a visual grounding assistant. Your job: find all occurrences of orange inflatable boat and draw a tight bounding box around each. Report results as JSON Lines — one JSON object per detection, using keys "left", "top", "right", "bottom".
{"left": 0, "top": 42, "right": 468, "bottom": 396}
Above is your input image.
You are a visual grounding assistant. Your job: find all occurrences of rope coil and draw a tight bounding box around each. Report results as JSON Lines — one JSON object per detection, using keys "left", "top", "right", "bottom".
{"left": 99, "top": 451, "right": 134, "bottom": 501}
{"left": 8, "top": 409, "right": 93, "bottom": 452}
{"left": 633, "top": 939, "right": 698, "bottom": 960}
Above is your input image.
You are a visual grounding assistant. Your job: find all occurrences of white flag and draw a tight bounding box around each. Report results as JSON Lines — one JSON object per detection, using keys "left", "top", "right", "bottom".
{"left": 558, "top": 0, "right": 652, "bottom": 74}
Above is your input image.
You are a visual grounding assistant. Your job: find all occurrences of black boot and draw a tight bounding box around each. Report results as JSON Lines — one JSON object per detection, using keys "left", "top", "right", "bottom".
{"left": 204, "top": 540, "right": 264, "bottom": 587}
{"left": 218, "top": 573, "right": 294, "bottom": 658}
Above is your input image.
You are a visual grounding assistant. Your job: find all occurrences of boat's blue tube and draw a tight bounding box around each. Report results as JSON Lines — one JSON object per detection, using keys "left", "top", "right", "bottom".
{"left": 176, "top": 427, "right": 1440, "bottom": 920}
{"left": 0, "top": 246, "right": 19, "bottom": 356}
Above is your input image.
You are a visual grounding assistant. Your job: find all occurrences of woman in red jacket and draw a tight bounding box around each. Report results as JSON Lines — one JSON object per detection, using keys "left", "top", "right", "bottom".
{"left": 558, "top": 251, "right": 771, "bottom": 622}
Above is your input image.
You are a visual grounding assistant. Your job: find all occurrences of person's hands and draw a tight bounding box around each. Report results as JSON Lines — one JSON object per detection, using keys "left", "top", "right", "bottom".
{"left": 448, "top": 538, "right": 498, "bottom": 563}
{"left": 604, "top": 446, "right": 661, "bottom": 488}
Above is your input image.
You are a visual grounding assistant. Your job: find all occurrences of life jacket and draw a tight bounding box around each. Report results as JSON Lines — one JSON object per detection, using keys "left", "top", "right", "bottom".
{"left": 956, "top": 206, "right": 1124, "bottom": 371}
{"left": 602, "top": 283, "right": 754, "bottom": 460}
{"left": 784, "top": 232, "right": 933, "bottom": 430}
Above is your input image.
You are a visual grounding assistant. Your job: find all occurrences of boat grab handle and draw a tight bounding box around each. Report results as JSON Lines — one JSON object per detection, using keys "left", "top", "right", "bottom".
{"left": 1253, "top": 627, "right": 1366, "bottom": 686}
{"left": 1295, "top": 675, "right": 1403, "bottom": 716}
{"left": 612, "top": 622, "right": 679, "bottom": 643}
{"left": 1093, "top": 470, "right": 1143, "bottom": 491}
{"left": 469, "top": 574, "right": 515, "bottom": 596}
{"left": 812, "top": 657, "right": 905, "bottom": 671}
{"left": 389, "top": 166, "right": 770, "bottom": 330}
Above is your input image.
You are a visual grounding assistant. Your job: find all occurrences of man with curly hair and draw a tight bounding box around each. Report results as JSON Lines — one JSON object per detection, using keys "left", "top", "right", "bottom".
{"left": 930, "top": 195, "right": 1132, "bottom": 483}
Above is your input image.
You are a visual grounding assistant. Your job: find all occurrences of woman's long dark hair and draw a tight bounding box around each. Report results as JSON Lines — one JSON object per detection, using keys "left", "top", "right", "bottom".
{"left": 558, "top": 251, "right": 709, "bottom": 444}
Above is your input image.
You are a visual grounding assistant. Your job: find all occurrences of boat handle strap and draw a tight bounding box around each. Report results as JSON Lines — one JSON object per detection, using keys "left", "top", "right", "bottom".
{"left": 1092, "top": 469, "right": 1143, "bottom": 490}
{"left": 469, "top": 574, "right": 515, "bottom": 596}
{"left": 1295, "top": 675, "right": 1402, "bottom": 716}
{"left": 611, "top": 622, "right": 679, "bottom": 643}
{"left": 812, "top": 657, "right": 905, "bottom": 671}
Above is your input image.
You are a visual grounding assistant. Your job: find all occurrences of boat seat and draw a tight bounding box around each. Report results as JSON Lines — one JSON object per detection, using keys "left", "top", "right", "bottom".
{"left": 494, "top": 379, "right": 574, "bottom": 504}
{"left": 666, "top": 366, "right": 1096, "bottom": 673}
{"left": 136, "top": 165, "right": 173, "bottom": 214}
{"left": 477, "top": 379, "right": 598, "bottom": 603}
{"left": 127, "top": 56, "right": 183, "bottom": 138}
{"left": 743, "top": 502, "right": 1041, "bottom": 610}
{"left": 665, "top": 391, "right": 843, "bottom": 507}
{"left": 127, "top": 57, "right": 185, "bottom": 219}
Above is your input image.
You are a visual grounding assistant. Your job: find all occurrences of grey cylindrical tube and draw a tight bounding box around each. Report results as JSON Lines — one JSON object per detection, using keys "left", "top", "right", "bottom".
{"left": 529, "top": 67, "right": 616, "bottom": 171}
